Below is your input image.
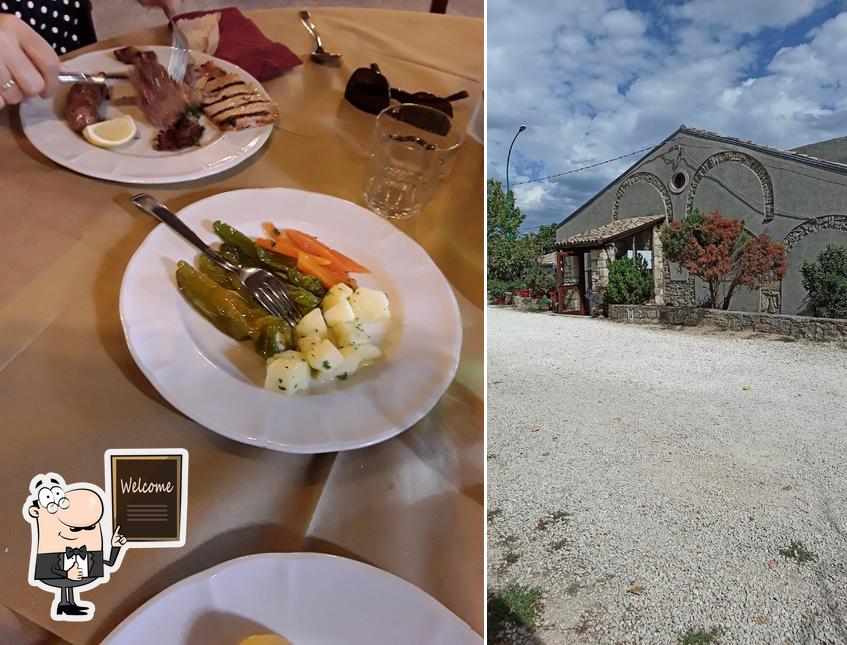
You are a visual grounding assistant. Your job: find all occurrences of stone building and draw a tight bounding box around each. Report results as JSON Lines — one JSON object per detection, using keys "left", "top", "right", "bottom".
{"left": 554, "top": 125, "right": 847, "bottom": 314}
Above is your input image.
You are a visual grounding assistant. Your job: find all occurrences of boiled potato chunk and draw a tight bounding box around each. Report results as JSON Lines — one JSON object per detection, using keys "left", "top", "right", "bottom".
{"left": 350, "top": 287, "right": 390, "bottom": 322}
{"left": 266, "top": 349, "right": 302, "bottom": 365}
{"left": 321, "top": 283, "right": 354, "bottom": 312}
{"left": 265, "top": 353, "right": 310, "bottom": 394}
{"left": 306, "top": 338, "right": 344, "bottom": 374}
{"left": 359, "top": 320, "right": 388, "bottom": 346}
{"left": 331, "top": 320, "right": 369, "bottom": 346}
{"left": 336, "top": 345, "right": 363, "bottom": 380}
{"left": 339, "top": 342, "right": 382, "bottom": 365}
{"left": 298, "top": 334, "right": 322, "bottom": 356}
{"left": 295, "top": 308, "right": 327, "bottom": 339}
{"left": 323, "top": 299, "right": 356, "bottom": 326}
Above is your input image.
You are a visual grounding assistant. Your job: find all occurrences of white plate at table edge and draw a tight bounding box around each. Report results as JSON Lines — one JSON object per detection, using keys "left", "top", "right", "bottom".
{"left": 20, "top": 45, "right": 273, "bottom": 184}
{"left": 102, "top": 552, "right": 481, "bottom": 644}
{"left": 119, "top": 187, "right": 462, "bottom": 453}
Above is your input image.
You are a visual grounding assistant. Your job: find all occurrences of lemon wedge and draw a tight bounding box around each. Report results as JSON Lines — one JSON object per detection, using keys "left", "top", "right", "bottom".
{"left": 83, "top": 115, "right": 137, "bottom": 148}
{"left": 239, "top": 636, "right": 291, "bottom": 645}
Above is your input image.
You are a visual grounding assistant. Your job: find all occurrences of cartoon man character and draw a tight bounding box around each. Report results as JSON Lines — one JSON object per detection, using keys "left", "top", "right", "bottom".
{"left": 22, "top": 473, "right": 127, "bottom": 620}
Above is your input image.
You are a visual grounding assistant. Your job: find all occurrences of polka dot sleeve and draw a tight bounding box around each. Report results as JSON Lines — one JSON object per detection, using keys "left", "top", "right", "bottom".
{"left": 1, "top": 0, "right": 97, "bottom": 54}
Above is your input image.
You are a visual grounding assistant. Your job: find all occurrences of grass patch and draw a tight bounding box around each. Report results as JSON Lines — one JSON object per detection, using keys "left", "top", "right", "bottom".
{"left": 536, "top": 518, "right": 549, "bottom": 531}
{"left": 488, "top": 508, "right": 502, "bottom": 523}
{"left": 679, "top": 626, "right": 722, "bottom": 644}
{"left": 779, "top": 540, "right": 817, "bottom": 564}
{"left": 504, "top": 550, "right": 520, "bottom": 565}
{"left": 551, "top": 539, "right": 569, "bottom": 551}
{"left": 776, "top": 335, "right": 797, "bottom": 342}
{"left": 488, "top": 584, "right": 543, "bottom": 638}
{"left": 550, "top": 510, "right": 572, "bottom": 523}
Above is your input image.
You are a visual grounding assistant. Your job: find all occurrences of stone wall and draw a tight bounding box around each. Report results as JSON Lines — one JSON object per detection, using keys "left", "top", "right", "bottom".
{"left": 607, "top": 304, "right": 847, "bottom": 341}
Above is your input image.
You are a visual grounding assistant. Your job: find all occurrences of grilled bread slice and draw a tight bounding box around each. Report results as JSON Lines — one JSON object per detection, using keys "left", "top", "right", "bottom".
{"left": 199, "top": 67, "right": 278, "bottom": 131}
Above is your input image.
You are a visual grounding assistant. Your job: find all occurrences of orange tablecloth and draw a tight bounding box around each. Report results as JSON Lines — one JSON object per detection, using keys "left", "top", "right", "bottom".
{"left": 0, "top": 8, "right": 483, "bottom": 644}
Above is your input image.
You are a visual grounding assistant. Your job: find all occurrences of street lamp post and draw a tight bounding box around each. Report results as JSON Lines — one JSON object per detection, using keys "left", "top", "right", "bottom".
{"left": 505, "top": 124, "right": 527, "bottom": 196}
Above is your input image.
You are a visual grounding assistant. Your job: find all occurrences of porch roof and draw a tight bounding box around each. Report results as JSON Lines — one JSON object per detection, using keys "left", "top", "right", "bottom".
{"left": 556, "top": 214, "right": 666, "bottom": 251}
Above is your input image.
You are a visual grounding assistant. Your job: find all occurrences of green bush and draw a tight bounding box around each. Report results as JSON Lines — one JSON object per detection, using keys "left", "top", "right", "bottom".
{"left": 801, "top": 245, "right": 847, "bottom": 319}
{"left": 487, "top": 278, "right": 509, "bottom": 303}
{"left": 605, "top": 255, "right": 654, "bottom": 304}
{"left": 521, "top": 267, "right": 556, "bottom": 297}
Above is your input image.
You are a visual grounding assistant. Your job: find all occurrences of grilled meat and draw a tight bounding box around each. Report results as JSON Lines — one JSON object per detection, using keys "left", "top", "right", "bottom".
{"left": 114, "top": 46, "right": 188, "bottom": 129}
{"left": 154, "top": 112, "right": 204, "bottom": 151}
{"left": 114, "top": 46, "right": 158, "bottom": 65}
{"left": 198, "top": 64, "right": 278, "bottom": 131}
{"left": 65, "top": 83, "right": 108, "bottom": 133}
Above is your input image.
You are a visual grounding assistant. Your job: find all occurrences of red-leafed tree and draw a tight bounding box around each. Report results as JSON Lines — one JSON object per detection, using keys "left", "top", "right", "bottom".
{"left": 660, "top": 209, "right": 787, "bottom": 310}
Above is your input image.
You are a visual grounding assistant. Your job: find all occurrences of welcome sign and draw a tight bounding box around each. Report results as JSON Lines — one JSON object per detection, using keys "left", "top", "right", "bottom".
{"left": 104, "top": 449, "right": 188, "bottom": 548}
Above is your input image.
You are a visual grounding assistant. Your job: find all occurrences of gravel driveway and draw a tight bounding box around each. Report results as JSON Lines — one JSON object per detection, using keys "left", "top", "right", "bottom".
{"left": 487, "top": 307, "right": 847, "bottom": 644}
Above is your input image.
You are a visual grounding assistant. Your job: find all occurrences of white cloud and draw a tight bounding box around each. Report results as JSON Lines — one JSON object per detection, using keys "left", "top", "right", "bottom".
{"left": 488, "top": 0, "right": 847, "bottom": 231}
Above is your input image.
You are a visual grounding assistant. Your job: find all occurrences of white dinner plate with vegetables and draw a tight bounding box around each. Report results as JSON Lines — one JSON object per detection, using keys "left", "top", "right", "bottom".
{"left": 119, "top": 188, "right": 462, "bottom": 453}
{"left": 20, "top": 46, "right": 273, "bottom": 184}
{"left": 102, "top": 553, "right": 481, "bottom": 645}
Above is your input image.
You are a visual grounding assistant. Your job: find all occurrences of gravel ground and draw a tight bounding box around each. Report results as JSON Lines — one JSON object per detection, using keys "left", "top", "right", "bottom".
{"left": 487, "top": 307, "right": 847, "bottom": 644}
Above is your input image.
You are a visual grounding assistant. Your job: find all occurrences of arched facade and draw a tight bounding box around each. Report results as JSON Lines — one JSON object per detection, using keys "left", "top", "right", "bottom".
{"left": 612, "top": 172, "right": 673, "bottom": 222}
{"left": 685, "top": 151, "right": 775, "bottom": 223}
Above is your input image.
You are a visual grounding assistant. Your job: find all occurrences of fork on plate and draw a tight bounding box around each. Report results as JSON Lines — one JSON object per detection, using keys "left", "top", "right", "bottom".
{"left": 130, "top": 194, "right": 302, "bottom": 327}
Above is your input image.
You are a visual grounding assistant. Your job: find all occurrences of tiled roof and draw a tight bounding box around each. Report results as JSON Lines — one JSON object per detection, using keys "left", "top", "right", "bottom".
{"left": 539, "top": 252, "right": 557, "bottom": 266}
{"left": 557, "top": 215, "right": 666, "bottom": 250}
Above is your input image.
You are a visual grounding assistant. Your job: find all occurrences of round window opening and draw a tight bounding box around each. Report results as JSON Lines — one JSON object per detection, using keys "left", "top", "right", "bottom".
{"left": 669, "top": 170, "right": 689, "bottom": 194}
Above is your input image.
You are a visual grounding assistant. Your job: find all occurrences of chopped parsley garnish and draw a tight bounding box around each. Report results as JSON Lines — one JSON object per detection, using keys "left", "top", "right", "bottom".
{"left": 322, "top": 360, "right": 331, "bottom": 370}
{"left": 337, "top": 372, "right": 348, "bottom": 381}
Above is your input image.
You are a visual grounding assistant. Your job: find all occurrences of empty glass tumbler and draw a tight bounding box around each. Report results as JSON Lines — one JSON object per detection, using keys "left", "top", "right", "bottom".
{"left": 363, "top": 104, "right": 463, "bottom": 220}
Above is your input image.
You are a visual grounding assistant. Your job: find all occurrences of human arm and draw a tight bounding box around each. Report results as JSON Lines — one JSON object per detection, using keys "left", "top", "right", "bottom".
{"left": 0, "top": 14, "right": 60, "bottom": 110}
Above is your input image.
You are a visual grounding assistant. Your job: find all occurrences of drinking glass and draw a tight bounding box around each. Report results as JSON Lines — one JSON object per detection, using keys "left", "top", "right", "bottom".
{"left": 363, "top": 103, "right": 464, "bottom": 220}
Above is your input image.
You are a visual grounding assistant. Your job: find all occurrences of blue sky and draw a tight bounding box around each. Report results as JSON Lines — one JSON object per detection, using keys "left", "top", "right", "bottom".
{"left": 487, "top": 0, "right": 847, "bottom": 231}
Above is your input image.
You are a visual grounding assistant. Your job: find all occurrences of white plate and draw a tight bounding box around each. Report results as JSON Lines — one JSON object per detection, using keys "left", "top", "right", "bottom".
{"left": 103, "top": 553, "right": 481, "bottom": 645}
{"left": 20, "top": 46, "right": 272, "bottom": 184}
{"left": 119, "top": 188, "right": 461, "bottom": 453}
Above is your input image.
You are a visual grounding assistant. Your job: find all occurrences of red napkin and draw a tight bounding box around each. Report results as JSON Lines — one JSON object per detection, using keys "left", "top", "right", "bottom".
{"left": 175, "top": 7, "right": 302, "bottom": 82}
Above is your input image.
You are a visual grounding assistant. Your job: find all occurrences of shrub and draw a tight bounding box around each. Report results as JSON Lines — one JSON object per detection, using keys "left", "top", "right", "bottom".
{"left": 487, "top": 278, "right": 509, "bottom": 303}
{"left": 605, "top": 255, "right": 654, "bottom": 304}
{"left": 800, "top": 245, "right": 847, "bottom": 319}
{"left": 661, "top": 209, "right": 787, "bottom": 309}
{"left": 521, "top": 267, "right": 556, "bottom": 297}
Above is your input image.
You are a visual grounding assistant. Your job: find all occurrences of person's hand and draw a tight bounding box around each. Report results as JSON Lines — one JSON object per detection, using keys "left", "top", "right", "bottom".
{"left": 0, "top": 14, "right": 60, "bottom": 110}
{"left": 137, "top": 0, "right": 183, "bottom": 16}
{"left": 111, "top": 525, "right": 127, "bottom": 548}
{"left": 67, "top": 562, "right": 82, "bottom": 581}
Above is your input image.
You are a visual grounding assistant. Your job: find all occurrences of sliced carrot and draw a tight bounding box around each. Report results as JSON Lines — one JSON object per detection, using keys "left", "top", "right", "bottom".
{"left": 262, "top": 222, "right": 281, "bottom": 239}
{"left": 286, "top": 229, "right": 370, "bottom": 274}
{"left": 274, "top": 231, "right": 303, "bottom": 258}
{"left": 256, "top": 236, "right": 302, "bottom": 259}
{"left": 297, "top": 251, "right": 351, "bottom": 289}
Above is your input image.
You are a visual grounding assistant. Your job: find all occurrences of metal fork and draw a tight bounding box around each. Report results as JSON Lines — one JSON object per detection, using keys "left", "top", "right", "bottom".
{"left": 130, "top": 194, "right": 302, "bottom": 326}
{"left": 165, "top": 9, "right": 190, "bottom": 82}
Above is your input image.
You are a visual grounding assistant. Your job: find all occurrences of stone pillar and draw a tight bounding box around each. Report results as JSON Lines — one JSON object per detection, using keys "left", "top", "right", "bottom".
{"left": 759, "top": 281, "right": 781, "bottom": 314}
{"left": 652, "top": 226, "right": 665, "bottom": 305}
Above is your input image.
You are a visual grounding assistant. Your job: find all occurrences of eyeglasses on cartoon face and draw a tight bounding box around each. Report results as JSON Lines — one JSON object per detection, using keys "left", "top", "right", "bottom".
{"left": 35, "top": 483, "right": 70, "bottom": 514}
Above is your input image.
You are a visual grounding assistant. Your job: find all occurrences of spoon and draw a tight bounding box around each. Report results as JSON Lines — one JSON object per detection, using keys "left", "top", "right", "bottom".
{"left": 298, "top": 11, "right": 342, "bottom": 65}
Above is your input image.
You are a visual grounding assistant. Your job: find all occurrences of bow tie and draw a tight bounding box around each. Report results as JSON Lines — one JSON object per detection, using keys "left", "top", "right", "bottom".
{"left": 65, "top": 546, "right": 87, "bottom": 558}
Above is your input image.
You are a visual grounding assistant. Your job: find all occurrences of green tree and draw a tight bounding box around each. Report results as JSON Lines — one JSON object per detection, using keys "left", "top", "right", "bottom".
{"left": 487, "top": 179, "right": 535, "bottom": 282}
{"left": 800, "top": 245, "right": 847, "bottom": 319}
{"left": 605, "top": 255, "right": 654, "bottom": 304}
